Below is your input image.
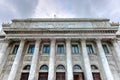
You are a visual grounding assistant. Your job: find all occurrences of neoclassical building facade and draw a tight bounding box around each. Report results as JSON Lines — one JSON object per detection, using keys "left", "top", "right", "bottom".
{"left": 0, "top": 18, "right": 120, "bottom": 80}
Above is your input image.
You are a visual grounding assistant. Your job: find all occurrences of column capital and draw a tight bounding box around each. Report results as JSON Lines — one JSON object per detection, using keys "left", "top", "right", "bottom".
{"left": 66, "top": 38, "right": 71, "bottom": 42}
{"left": 95, "top": 38, "right": 102, "bottom": 43}
{"left": 80, "top": 38, "right": 86, "bottom": 42}
{"left": 35, "top": 39, "right": 41, "bottom": 42}
{"left": 19, "top": 38, "right": 26, "bottom": 42}
{"left": 50, "top": 38, "right": 56, "bottom": 42}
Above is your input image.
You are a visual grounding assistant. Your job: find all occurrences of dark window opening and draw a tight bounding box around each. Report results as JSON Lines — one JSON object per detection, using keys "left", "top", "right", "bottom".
{"left": 57, "top": 44, "right": 64, "bottom": 54}
{"left": 86, "top": 44, "right": 94, "bottom": 54}
{"left": 43, "top": 44, "right": 50, "bottom": 54}
{"left": 72, "top": 44, "right": 79, "bottom": 54}
{"left": 28, "top": 44, "right": 35, "bottom": 54}
{"left": 12, "top": 44, "right": 19, "bottom": 54}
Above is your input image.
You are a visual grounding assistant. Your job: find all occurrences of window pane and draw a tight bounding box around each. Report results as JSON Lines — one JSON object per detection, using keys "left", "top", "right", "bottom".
{"left": 28, "top": 44, "right": 35, "bottom": 54}
{"left": 43, "top": 45, "right": 50, "bottom": 54}
{"left": 56, "top": 65, "right": 65, "bottom": 70}
{"left": 72, "top": 45, "right": 79, "bottom": 54}
{"left": 12, "top": 45, "right": 19, "bottom": 54}
{"left": 40, "top": 65, "right": 48, "bottom": 70}
{"left": 86, "top": 44, "right": 94, "bottom": 54}
{"left": 73, "top": 65, "right": 81, "bottom": 70}
{"left": 102, "top": 44, "right": 109, "bottom": 53}
{"left": 57, "top": 45, "right": 64, "bottom": 54}
{"left": 23, "top": 65, "right": 31, "bottom": 70}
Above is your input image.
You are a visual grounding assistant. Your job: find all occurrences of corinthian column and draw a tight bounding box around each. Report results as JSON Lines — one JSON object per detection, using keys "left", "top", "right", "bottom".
{"left": 8, "top": 39, "right": 25, "bottom": 80}
{"left": 66, "top": 39, "right": 73, "bottom": 80}
{"left": 28, "top": 39, "right": 41, "bottom": 80}
{"left": 0, "top": 40, "right": 9, "bottom": 75}
{"left": 96, "top": 39, "right": 114, "bottom": 80}
{"left": 81, "top": 39, "right": 93, "bottom": 80}
{"left": 48, "top": 39, "right": 56, "bottom": 80}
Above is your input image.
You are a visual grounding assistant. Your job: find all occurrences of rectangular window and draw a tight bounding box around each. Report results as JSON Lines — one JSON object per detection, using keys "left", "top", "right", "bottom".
{"left": 12, "top": 44, "right": 19, "bottom": 54}
{"left": 72, "top": 44, "right": 79, "bottom": 54}
{"left": 43, "top": 44, "right": 50, "bottom": 54}
{"left": 57, "top": 44, "right": 64, "bottom": 54}
{"left": 86, "top": 44, "right": 94, "bottom": 54}
{"left": 102, "top": 44, "right": 109, "bottom": 53}
{"left": 28, "top": 44, "right": 35, "bottom": 54}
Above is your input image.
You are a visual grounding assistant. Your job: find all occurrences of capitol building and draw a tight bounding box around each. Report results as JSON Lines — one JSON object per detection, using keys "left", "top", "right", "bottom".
{"left": 0, "top": 18, "right": 120, "bottom": 80}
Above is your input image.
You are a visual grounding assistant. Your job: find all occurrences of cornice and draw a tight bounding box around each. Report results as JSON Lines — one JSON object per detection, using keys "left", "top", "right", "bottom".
{"left": 5, "top": 34, "right": 116, "bottom": 40}
{"left": 3, "top": 29, "right": 118, "bottom": 35}
{"left": 12, "top": 18, "right": 109, "bottom": 22}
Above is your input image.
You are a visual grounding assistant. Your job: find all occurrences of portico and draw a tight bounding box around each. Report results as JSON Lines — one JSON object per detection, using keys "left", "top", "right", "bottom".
{"left": 0, "top": 18, "right": 120, "bottom": 80}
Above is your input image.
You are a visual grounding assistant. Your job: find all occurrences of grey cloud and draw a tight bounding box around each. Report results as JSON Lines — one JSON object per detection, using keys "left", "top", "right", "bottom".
{"left": 9, "top": 0, "right": 38, "bottom": 17}
{"left": 0, "top": 0, "right": 38, "bottom": 26}
{"left": 0, "top": 0, "right": 120, "bottom": 28}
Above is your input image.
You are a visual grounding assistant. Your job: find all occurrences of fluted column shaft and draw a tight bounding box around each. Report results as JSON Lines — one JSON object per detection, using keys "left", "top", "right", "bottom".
{"left": 112, "top": 39, "right": 120, "bottom": 62}
{"left": 0, "top": 40, "right": 9, "bottom": 75}
{"left": 48, "top": 39, "right": 56, "bottom": 80}
{"left": 8, "top": 39, "right": 25, "bottom": 80}
{"left": 66, "top": 39, "right": 73, "bottom": 80}
{"left": 81, "top": 39, "right": 93, "bottom": 80}
{"left": 28, "top": 40, "right": 41, "bottom": 80}
{"left": 96, "top": 39, "right": 114, "bottom": 80}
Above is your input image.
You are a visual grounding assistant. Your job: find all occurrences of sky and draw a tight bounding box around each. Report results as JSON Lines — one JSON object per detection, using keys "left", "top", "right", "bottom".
{"left": 0, "top": 0, "right": 120, "bottom": 28}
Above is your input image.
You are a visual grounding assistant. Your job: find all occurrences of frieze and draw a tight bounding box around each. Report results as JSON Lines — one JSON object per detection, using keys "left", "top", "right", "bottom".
{"left": 11, "top": 22, "right": 112, "bottom": 29}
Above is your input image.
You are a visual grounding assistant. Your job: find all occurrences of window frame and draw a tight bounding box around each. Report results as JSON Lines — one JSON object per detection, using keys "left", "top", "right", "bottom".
{"left": 40, "top": 65, "right": 48, "bottom": 70}
{"left": 27, "top": 43, "right": 35, "bottom": 55}
{"left": 23, "top": 65, "right": 31, "bottom": 71}
{"left": 102, "top": 43, "right": 110, "bottom": 54}
{"left": 91, "top": 64, "right": 99, "bottom": 73}
{"left": 42, "top": 43, "right": 50, "bottom": 54}
{"left": 56, "top": 43, "right": 65, "bottom": 54}
{"left": 73, "top": 64, "right": 82, "bottom": 72}
{"left": 40, "top": 64, "right": 49, "bottom": 72}
{"left": 56, "top": 65, "right": 65, "bottom": 70}
{"left": 71, "top": 43, "right": 80, "bottom": 54}
{"left": 11, "top": 43, "right": 19, "bottom": 55}
{"left": 86, "top": 43, "right": 95, "bottom": 54}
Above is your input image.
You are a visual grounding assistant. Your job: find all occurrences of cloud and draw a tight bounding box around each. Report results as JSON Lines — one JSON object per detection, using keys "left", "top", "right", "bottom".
{"left": 0, "top": 0, "right": 120, "bottom": 28}
{"left": 33, "top": 0, "right": 120, "bottom": 22}
{"left": 0, "top": 0, "right": 38, "bottom": 26}
{"left": 32, "top": 0, "right": 76, "bottom": 18}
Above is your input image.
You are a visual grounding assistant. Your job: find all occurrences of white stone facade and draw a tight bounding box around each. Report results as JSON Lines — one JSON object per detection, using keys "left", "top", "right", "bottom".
{"left": 0, "top": 18, "right": 120, "bottom": 80}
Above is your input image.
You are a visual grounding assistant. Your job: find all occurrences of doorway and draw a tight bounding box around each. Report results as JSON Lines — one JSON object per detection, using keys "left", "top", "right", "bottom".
{"left": 92, "top": 73, "right": 101, "bottom": 80}
{"left": 20, "top": 73, "right": 29, "bottom": 80}
{"left": 74, "top": 72, "right": 84, "bottom": 80}
{"left": 56, "top": 72, "right": 65, "bottom": 80}
{"left": 38, "top": 72, "right": 48, "bottom": 80}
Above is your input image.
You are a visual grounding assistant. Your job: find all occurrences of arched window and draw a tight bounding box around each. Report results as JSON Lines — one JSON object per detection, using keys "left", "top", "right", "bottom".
{"left": 23, "top": 65, "right": 31, "bottom": 70}
{"left": 91, "top": 65, "right": 98, "bottom": 70}
{"left": 56, "top": 65, "right": 65, "bottom": 70}
{"left": 73, "top": 65, "right": 81, "bottom": 70}
{"left": 40, "top": 65, "right": 48, "bottom": 70}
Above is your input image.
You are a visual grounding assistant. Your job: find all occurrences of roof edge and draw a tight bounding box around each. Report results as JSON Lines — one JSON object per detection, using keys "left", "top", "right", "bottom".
{"left": 12, "top": 18, "right": 110, "bottom": 22}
